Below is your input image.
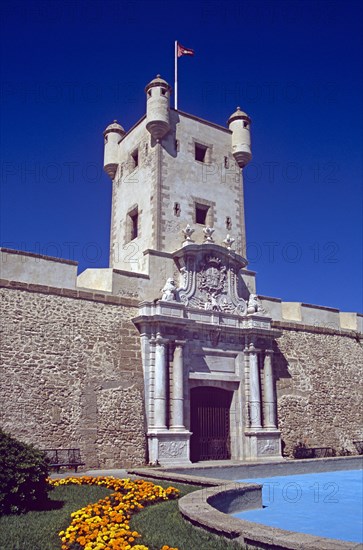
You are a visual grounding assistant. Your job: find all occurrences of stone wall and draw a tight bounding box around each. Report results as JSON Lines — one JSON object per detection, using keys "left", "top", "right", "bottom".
{"left": 0, "top": 280, "right": 146, "bottom": 469}
{"left": 273, "top": 322, "right": 363, "bottom": 457}
{"left": 1, "top": 277, "right": 362, "bottom": 467}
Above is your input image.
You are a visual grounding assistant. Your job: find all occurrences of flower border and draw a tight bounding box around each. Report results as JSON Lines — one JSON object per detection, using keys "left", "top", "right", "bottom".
{"left": 48, "top": 476, "right": 179, "bottom": 550}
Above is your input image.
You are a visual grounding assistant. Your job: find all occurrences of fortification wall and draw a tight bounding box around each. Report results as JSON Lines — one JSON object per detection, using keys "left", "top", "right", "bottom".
{"left": 1, "top": 248, "right": 362, "bottom": 467}
{"left": 273, "top": 322, "right": 363, "bottom": 457}
{"left": 0, "top": 279, "right": 146, "bottom": 469}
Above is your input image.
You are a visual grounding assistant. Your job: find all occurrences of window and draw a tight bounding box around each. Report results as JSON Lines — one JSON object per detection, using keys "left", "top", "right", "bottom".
{"left": 174, "top": 202, "right": 181, "bottom": 217}
{"left": 161, "top": 88, "right": 166, "bottom": 96}
{"left": 195, "top": 203, "right": 209, "bottom": 225}
{"left": 192, "top": 197, "right": 214, "bottom": 227}
{"left": 128, "top": 208, "right": 138, "bottom": 240}
{"left": 226, "top": 216, "right": 232, "bottom": 230}
{"left": 224, "top": 156, "right": 229, "bottom": 168}
{"left": 131, "top": 149, "right": 139, "bottom": 169}
{"left": 195, "top": 143, "right": 208, "bottom": 163}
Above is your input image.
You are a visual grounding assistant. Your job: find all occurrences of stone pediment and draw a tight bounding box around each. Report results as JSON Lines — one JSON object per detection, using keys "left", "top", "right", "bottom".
{"left": 172, "top": 244, "right": 251, "bottom": 316}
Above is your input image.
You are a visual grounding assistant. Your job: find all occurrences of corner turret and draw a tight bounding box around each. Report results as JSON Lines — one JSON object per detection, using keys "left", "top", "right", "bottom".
{"left": 145, "top": 75, "right": 172, "bottom": 140}
{"left": 227, "top": 107, "right": 252, "bottom": 168}
{"left": 103, "top": 120, "right": 125, "bottom": 179}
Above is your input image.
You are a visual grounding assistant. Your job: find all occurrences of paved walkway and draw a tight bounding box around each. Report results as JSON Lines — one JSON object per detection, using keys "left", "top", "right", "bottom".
{"left": 50, "top": 468, "right": 133, "bottom": 479}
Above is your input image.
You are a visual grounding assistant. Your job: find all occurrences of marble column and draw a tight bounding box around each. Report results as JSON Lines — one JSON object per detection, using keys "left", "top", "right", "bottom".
{"left": 248, "top": 343, "right": 262, "bottom": 428}
{"left": 263, "top": 350, "right": 277, "bottom": 428}
{"left": 171, "top": 340, "right": 185, "bottom": 430}
{"left": 153, "top": 337, "right": 168, "bottom": 429}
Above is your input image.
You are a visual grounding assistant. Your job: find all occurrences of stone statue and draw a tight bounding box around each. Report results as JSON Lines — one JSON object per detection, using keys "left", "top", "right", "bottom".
{"left": 161, "top": 278, "right": 177, "bottom": 301}
{"left": 247, "top": 293, "right": 263, "bottom": 314}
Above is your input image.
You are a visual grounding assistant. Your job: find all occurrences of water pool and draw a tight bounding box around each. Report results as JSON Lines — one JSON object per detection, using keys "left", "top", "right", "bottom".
{"left": 233, "top": 469, "right": 363, "bottom": 543}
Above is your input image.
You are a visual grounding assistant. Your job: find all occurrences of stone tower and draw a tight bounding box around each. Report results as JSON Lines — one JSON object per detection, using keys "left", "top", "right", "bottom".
{"left": 103, "top": 75, "right": 252, "bottom": 273}
{"left": 94, "top": 75, "right": 282, "bottom": 466}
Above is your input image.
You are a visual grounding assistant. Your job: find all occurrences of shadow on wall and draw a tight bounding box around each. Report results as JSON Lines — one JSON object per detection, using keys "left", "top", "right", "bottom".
{"left": 272, "top": 341, "right": 291, "bottom": 385}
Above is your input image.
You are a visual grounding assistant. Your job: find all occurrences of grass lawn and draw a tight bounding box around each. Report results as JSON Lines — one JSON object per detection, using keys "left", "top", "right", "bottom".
{"left": 130, "top": 480, "right": 243, "bottom": 550}
{"left": 0, "top": 484, "right": 111, "bottom": 550}
{"left": 0, "top": 478, "right": 244, "bottom": 550}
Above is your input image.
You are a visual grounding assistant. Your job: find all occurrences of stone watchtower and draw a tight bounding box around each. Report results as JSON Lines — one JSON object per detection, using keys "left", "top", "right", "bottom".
{"left": 103, "top": 75, "right": 252, "bottom": 272}
{"left": 84, "top": 75, "right": 282, "bottom": 465}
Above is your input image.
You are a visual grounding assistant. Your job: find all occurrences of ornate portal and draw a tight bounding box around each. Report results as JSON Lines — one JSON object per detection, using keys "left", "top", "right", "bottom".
{"left": 138, "top": 243, "right": 281, "bottom": 466}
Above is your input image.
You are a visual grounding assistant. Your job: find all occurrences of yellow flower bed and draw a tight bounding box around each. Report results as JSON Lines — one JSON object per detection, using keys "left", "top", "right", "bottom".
{"left": 48, "top": 476, "right": 179, "bottom": 550}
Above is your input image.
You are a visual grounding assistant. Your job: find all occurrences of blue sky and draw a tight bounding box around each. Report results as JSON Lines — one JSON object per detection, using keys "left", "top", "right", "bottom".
{"left": 0, "top": 0, "right": 362, "bottom": 312}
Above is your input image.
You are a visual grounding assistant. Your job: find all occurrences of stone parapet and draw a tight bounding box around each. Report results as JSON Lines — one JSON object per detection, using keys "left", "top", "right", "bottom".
{"left": 0, "top": 247, "right": 78, "bottom": 289}
{"left": 271, "top": 319, "right": 362, "bottom": 339}
{"left": 260, "top": 295, "right": 362, "bottom": 335}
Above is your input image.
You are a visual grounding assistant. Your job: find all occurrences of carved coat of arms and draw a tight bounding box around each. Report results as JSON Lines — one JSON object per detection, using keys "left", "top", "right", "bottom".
{"left": 198, "top": 256, "right": 226, "bottom": 309}
{"left": 179, "top": 254, "right": 245, "bottom": 314}
{"left": 170, "top": 245, "right": 258, "bottom": 316}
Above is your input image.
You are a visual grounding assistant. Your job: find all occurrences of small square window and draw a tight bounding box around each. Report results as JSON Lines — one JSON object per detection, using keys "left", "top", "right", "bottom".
{"left": 128, "top": 209, "right": 138, "bottom": 240}
{"left": 195, "top": 203, "right": 209, "bottom": 225}
{"left": 131, "top": 149, "right": 139, "bottom": 169}
{"left": 195, "top": 143, "right": 208, "bottom": 163}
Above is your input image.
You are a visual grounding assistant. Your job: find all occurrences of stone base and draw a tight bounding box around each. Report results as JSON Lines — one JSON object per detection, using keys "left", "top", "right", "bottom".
{"left": 244, "top": 429, "right": 282, "bottom": 460}
{"left": 147, "top": 430, "right": 192, "bottom": 466}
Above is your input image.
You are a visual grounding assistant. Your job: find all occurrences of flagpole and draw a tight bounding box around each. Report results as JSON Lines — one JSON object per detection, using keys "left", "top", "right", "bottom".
{"left": 174, "top": 40, "right": 178, "bottom": 110}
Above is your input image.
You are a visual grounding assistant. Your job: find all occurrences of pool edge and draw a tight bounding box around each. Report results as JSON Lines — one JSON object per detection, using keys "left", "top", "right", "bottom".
{"left": 128, "top": 457, "right": 363, "bottom": 550}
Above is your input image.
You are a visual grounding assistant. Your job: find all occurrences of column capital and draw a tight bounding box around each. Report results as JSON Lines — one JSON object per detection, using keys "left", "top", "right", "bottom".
{"left": 245, "top": 342, "right": 260, "bottom": 353}
{"left": 155, "top": 336, "right": 169, "bottom": 346}
{"left": 174, "top": 339, "right": 187, "bottom": 347}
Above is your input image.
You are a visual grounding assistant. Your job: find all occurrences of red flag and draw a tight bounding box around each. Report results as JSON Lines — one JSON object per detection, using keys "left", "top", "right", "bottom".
{"left": 177, "top": 42, "right": 195, "bottom": 57}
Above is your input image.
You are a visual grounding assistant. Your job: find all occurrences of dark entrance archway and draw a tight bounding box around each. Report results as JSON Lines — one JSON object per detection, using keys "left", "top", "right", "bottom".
{"left": 190, "top": 386, "right": 233, "bottom": 462}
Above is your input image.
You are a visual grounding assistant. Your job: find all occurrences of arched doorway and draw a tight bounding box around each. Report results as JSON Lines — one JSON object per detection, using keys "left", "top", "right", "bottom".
{"left": 190, "top": 386, "right": 233, "bottom": 462}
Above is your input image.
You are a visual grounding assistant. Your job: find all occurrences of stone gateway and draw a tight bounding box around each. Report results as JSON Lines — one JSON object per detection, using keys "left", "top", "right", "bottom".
{"left": 0, "top": 75, "right": 362, "bottom": 468}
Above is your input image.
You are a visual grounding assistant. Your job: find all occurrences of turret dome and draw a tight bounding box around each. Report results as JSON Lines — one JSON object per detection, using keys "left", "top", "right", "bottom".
{"left": 145, "top": 75, "right": 172, "bottom": 93}
{"left": 227, "top": 107, "right": 251, "bottom": 125}
{"left": 103, "top": 120, "right": 125, "bottom": 137}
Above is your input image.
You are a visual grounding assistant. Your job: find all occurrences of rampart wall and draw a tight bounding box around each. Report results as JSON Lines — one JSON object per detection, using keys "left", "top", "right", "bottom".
{"left": 272, "top": 322, "right": 363, "bottom": 456}
{"left": 0, "top": 273, "right": 146, "bottom": 468}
